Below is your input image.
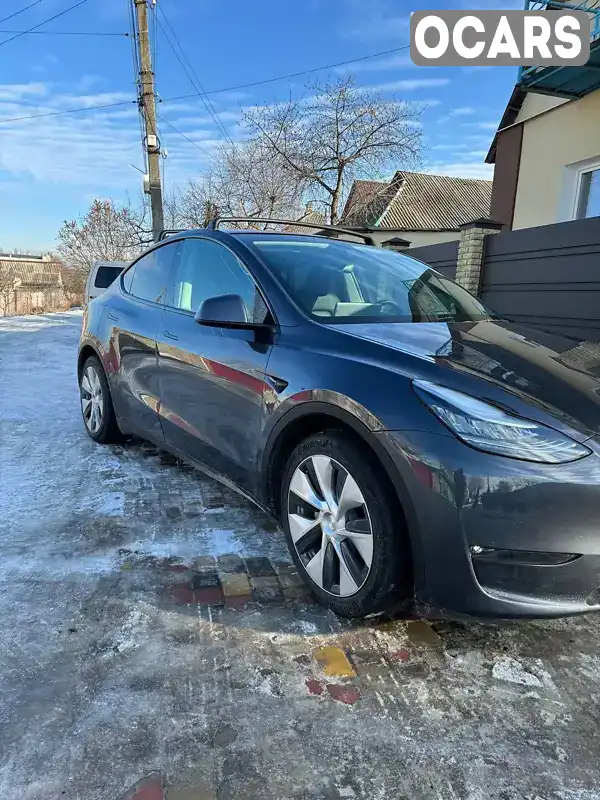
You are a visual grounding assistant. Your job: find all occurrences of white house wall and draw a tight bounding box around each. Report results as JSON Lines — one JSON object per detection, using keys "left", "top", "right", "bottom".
{"left": 512, "top": 90, "right": 600, "bottom": 230}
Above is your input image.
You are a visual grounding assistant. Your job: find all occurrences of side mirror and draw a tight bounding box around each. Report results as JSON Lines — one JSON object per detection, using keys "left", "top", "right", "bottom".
{"left": 194, "top": 293, "right": 274, "bottom": 332}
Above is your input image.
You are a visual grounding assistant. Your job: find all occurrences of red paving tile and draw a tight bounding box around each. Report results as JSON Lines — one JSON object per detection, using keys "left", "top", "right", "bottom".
{"left": 194, "top": 587, "right": 224, "bottom": 605}
{"left": 165, "top": 564, "right": 189, "bottom": 573}
{"left": 127, "top": 774, "right": 164, "bottom": 800}
{"left": 168, "top": 584, "right": 195, "bottom": 605}
{"left": 306, "top": 678, "right": 324, "bottom": 695}
{"left": 225, "top": 594, "right": 253, "bottom": 609}
{"left": 326, "top": 684, "right": 361, "bottom": 705}
{"left": 390, "top": 649, "right": 411, "bottom": 662}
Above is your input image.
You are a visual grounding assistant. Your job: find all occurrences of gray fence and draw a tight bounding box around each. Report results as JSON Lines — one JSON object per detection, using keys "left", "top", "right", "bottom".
{"left": 410, "top": 217, "right": 600, "bottom": 343}
{"left": 480, "top": 218, "right": 600, "bottom": 342}
{"left": 408, "top": 240, "right": 458, "bottom": 279}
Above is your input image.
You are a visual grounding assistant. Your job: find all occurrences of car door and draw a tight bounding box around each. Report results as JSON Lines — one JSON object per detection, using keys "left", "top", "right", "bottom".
{"left": 157, "top": 236, "right": 273, "bottom": 493}
{"left": 106, "top": 241, "right": 178, "bottom": 438}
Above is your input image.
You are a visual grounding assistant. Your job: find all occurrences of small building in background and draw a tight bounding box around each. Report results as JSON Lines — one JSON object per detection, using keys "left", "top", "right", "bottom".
{"left": 340, "top": 171, "right": 493, "bottom": 248}
{"left": 0, "top": 252, "right": 71, "bottom": 316}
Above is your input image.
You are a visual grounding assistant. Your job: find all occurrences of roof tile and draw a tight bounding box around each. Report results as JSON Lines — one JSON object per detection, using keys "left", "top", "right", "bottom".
{"left": 342, "top": 171, "right": 492, "bottom": 231}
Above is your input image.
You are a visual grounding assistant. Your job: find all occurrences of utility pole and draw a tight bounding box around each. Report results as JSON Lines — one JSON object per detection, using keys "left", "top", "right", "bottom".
{"left": 133, "top": 0, "right": 164, "bottom": 241}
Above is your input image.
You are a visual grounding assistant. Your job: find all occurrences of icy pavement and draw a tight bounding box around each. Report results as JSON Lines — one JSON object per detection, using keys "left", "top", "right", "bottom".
{"left": 0, "top": 311, "right": 599, "bottom": 800}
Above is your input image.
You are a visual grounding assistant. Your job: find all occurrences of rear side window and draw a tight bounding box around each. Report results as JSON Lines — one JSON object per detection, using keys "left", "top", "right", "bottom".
{"left": 94, "top": 265, "right": 123, "bottom": 289}
{"left": 128, "top": 242, "right": 178, "bottom": 305}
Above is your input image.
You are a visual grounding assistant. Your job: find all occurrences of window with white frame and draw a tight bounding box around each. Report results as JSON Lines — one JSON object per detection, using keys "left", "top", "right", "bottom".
{"left": 559, "top": 156, "right": 600, "bottom": 223}
{"left": 575, "top": 167, "right": 600, "bottom": 219}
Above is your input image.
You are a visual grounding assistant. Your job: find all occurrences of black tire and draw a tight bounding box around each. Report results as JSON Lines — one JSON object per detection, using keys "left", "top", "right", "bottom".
{"left": 280, "top": 431, "right": 412, "bottom": 618}
{"left": 79, "top": 355, "right": 122, "bottom": 444}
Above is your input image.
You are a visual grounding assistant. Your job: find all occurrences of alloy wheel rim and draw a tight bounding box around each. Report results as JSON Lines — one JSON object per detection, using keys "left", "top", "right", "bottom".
{"left": 80, "top": 365, "right": 103, "bottom": 434}
{"left": 287, "top": 455, "right": 373, "bottom": 597}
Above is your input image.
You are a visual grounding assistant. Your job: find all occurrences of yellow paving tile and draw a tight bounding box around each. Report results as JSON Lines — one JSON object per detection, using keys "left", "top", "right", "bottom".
{"left": 406, "top": 620, "right": 443, "bottom": 649}
{"left": 314, "top": 646, "right": 356, "bottom": 678}
{"left": 220, "top": 572, "right": 251, "bottom": 598}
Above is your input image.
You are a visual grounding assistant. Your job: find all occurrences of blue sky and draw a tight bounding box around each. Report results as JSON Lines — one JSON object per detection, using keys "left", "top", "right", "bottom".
{"left": 0, "top": 0, "right": 521, "bottom": 251}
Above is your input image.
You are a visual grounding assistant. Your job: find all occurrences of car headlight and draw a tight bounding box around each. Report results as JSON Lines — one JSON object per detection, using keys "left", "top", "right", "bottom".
{"left": 413, "top": 380, "right": 591, "bottom": 464}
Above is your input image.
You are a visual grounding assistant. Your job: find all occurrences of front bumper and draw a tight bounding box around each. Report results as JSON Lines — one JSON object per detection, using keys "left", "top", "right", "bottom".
{"left": 377, "top": 430, "right": 600, "bottom": 619}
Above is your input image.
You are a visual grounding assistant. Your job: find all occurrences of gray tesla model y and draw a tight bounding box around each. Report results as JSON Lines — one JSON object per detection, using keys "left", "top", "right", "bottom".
{"left": 78, "top": 220, "right": 600, "bottom": 619}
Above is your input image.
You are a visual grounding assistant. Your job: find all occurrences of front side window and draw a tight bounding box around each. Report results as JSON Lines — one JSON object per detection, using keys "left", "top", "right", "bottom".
{"left": 249, "top": 236, "right": 491, "bottom": 324}
{"left": 127, "top": 243, "right": 178, "bottom": 305}
{"left": 167, "top": 238, "right": 268, "bottom": 323}
{"left": 576, "top": 168, "right": 600, "bottom": 219}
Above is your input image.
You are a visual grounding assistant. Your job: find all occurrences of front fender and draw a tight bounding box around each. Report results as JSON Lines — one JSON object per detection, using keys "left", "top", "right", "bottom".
{"left": 258, "top": 395, "right": 425, "bottom": 598}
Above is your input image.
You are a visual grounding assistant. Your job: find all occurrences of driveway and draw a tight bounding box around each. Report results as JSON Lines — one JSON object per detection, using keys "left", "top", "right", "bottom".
{"left": 0, "top": 311, "right": 598, "bottom": 800}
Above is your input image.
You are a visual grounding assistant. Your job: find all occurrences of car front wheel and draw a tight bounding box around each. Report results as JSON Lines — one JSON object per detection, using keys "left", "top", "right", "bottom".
{"left": 281, "top": 432, "right": 411, "bottom": 618}
{"left": 79, "top": 355, "right": 121, "bottom": 443}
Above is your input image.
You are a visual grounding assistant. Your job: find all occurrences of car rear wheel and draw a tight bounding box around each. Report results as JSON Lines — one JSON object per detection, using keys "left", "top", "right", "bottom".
{"left": 280, "top": 432, "right": 411, "bottom": 618}
{"left": 79, "top": 355, "right": 122, "bottom": 443}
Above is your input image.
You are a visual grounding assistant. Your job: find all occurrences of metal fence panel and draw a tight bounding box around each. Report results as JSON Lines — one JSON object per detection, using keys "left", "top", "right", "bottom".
{"left": 481, "top": 217, "right": 600, "bottom": 343}
{"left": 407, "top": 241, "right": 458, "bottom": 279}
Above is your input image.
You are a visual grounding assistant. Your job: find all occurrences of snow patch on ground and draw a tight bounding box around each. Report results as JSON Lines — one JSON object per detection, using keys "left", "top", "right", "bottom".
{"left": 492, "top": 657, "right": 542, "bottom": 687}
{"left": 76, "top": 492, "right": 125, "bottom": 517}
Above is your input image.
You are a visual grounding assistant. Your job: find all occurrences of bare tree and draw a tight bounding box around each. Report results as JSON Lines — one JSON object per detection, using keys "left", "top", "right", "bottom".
{"left": 162, "top": 187, "right": 186, "bottom": 230}
{"left": 60, "top": 264, "right": 86, "bottom": 306}
{"left": 178, "top": 175, "right": 221, "bottom": 229}
{"left": 244, "top": 77, "right": 422, "bottom": 224}
{"left": 56, "top": 199, "right": 150, "bottom": 275}
{"left": 0, "top": 262, "right": 18, "bottom": 316}
{"left": 179, "top": 137, "right": 304, "bottom": 228}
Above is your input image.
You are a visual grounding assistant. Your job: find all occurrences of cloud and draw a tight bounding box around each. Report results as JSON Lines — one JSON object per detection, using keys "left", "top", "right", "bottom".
{"left": 76, "top": 75, "right": 105, "bottom": 93}
{"left": 59, "top": 91, "right": 133, "bottom": 108}
{"left": 464, "top": 133, "right": 495, "bottom": 145}
{"left": 436, "top": 106, "right": 479, "bottom": 124}
{"left": 450, "top": 106, "right": 477, "bottom": 116}
{"left": 463, "top": 121, "right": 500, "bottom": 130}
{"left": 424, "top": 161, "right": 494, "bottom": 180}
{"left": 0, "top": 82, "right": 231, "bottom": 193}
{"left": 0, "top": 83, "right": 47, "bottom": 101}
{"left": 429, "top": 143, "right": 471, "bottom": 151}
{"left": 368, "top": 79, "right": 450, "bottom": 92}
{"left": 410, "top": 99, "right": 442, "bottom": 109}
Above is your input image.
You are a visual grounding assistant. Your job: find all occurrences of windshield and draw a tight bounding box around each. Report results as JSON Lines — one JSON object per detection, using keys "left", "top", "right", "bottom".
{"left": 250, "top": 237, "right": 492, "bottom": 324}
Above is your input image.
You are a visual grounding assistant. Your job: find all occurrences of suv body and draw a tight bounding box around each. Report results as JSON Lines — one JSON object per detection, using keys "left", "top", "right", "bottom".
{"left": 77, "top": 223, "right": 600, "bottom": 619}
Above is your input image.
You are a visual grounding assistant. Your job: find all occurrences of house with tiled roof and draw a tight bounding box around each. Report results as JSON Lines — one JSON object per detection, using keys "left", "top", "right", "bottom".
{"left": 0, "top": 253, "right": 67, "bottom": 315}
{"left": 283, "top": 202, "right": 327, "bottom": 234}
{"left": 341, "top": 170, "right": 493, "bottom": 248}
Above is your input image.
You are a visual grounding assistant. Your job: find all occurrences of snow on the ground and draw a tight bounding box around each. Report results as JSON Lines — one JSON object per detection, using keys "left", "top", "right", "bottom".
{"left": 0, "top": 310, "right": 290, "bottom": 569}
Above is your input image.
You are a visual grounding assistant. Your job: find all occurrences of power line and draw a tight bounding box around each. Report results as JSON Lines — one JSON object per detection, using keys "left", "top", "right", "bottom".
{"left": 153, "top": 6, "right": 232, "bottom": 145}
{"left": 127, "top": 0, "right": 147, "bottom": 173}
{"left": 0, "top": 0, "right": 89, "bottom": 47}
{"left": 158, "top": 114, "right": 212, "bottom": 158}
{"left": 0, "top": 29, "right": 128, "bottom": 35}
{"left": 164, "top": 44, "right": 411, "bottom": 102}
{"left": 0, "top": 0, "right": 43, "bottom": 25}
{"left": 0, "top": 99, "right": 136, "bottom": 123}
{"left": 0, "top": 43, "right": 411, "bottom": 124}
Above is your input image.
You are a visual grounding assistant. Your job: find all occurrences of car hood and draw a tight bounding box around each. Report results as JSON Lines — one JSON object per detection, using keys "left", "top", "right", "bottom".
{"left": 338, "top": 319, "right": 600, "bottom": 438}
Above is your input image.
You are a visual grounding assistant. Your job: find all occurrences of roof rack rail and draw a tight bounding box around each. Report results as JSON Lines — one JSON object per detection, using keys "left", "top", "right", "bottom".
{"left": 207, "top": 217, "right": 377, "bottom": 246}
{"left": 158, "top": 229, "right": 185, "bottom": 241}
